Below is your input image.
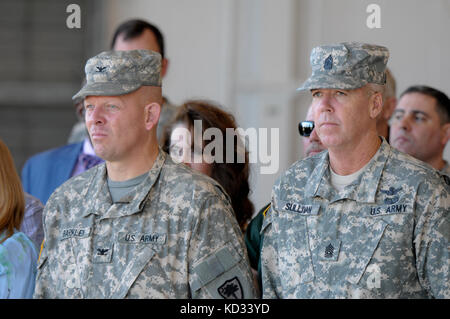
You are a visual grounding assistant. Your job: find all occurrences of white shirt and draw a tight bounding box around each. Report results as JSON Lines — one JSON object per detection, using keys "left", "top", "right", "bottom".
{"left": 330, "top": 147, "right": 381, "bottom": 192}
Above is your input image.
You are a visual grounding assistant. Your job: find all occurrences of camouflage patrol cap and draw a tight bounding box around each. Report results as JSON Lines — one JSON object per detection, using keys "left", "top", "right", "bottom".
{"left": 297, "top": 42, "right": 389, "bottom": 91}
{"left": 72, "top": 49, "right": 161, "bottom": 101}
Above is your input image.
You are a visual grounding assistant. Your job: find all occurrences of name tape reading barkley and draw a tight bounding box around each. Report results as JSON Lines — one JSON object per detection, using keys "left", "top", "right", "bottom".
{"left": 60, "top": 227, "right": 91, "bottom": 240}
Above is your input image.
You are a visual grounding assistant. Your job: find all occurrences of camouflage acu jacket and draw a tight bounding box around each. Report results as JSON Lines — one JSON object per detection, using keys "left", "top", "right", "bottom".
{"left": 261, "top": 138, "right": 449, "bottom": 298}
{"left": 34, "top": 150, "right": 256, "bottom": 299}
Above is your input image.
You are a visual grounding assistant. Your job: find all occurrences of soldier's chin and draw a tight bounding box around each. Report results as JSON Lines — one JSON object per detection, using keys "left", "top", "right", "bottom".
{"left": 93, "top": 147, "right": 108, "bottom": 161}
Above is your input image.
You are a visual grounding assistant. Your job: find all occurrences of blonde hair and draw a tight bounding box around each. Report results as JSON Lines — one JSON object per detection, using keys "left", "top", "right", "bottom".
{"left": 0, "top": 139, "right": 25, "bottom": 243}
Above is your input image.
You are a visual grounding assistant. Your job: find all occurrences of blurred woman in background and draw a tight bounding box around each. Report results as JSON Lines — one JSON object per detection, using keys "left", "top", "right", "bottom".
{"left": 0, "top": 139, "right": 38, "bottom": 298}
{"left": 161, "top": 100, "right": 254, "bottom": 232}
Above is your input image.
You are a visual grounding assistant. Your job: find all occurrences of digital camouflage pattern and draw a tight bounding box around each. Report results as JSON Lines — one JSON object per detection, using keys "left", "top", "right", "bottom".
{"left": 261, "top": 138, "right": 449, "bottom": 298}
{"left": 157, "top": 98, "right": 178, "bottom": 143}
{"left": 297, "top": 42, "right": 389, "bottom": 91}
{"left": 72, "top": 50, "right": 162, "bottom": 101}
{"left": 34, "top": 150, "right": 256, "bottom": 299}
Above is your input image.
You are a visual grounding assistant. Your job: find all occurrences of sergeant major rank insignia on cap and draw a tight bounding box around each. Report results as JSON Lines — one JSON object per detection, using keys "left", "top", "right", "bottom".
{"left": 324, "top": 54, "right": 333, "bottom": 70}
{"left": 296, "top": 42, "right": 389, "bottom": 91}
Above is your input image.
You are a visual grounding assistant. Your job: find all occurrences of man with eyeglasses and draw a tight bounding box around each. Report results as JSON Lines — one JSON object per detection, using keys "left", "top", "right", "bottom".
{"left": 389, "top": 85, "right": 450, "bottom": 176}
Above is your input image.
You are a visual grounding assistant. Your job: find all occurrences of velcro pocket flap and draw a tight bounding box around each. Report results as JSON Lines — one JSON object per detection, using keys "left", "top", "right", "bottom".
{"left": 191, "top": 245, "right": 240, "bottom": 291}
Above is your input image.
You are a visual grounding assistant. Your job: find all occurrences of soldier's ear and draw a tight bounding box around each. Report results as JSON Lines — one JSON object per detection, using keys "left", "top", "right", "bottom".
{"left": 369, "top": 91, "right": 383, "bottom": 119}
{"left": 144, "top": 102, "right": 161, "bottom": 131}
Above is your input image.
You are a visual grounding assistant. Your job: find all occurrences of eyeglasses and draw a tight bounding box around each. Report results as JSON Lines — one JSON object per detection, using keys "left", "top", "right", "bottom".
{"left": 298, "top": 121, "right": 315, "bottom": 137}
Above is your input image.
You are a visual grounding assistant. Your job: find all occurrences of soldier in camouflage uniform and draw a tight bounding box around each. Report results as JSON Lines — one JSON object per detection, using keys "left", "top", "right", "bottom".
{"left": 261, "top": 42, "right": 449, "bottom": 298}
{"left": 34, "top": 50, "right": 256, "bottom": 299}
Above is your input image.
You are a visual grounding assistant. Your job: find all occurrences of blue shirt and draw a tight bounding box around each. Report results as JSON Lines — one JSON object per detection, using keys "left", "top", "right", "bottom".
{"left": 0, "top": 230, "right": 38, "bottom": 298}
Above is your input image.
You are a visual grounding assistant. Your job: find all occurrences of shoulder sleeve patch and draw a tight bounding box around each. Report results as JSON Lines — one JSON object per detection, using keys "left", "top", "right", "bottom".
{"left": 190, "top": 243, "right": 255, "bottom": 298}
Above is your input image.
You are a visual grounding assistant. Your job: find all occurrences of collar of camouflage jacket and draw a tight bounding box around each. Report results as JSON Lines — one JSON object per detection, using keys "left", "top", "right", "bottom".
{"left": 305, "top": 137, "right": 390, "bottom": 204}
{"left": 441, "top": 160, "right": 450, "bottom": 176}
{"left": 80, "top": 148, "right": 167, "bottom": 219}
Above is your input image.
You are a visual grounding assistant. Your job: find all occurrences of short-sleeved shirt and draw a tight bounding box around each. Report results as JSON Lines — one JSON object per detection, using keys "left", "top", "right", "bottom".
{"left": 0, "top": 230, "right": 38, "bottom": 298}
{"left": 261, "top": 138, "right": 449, "bottom": 298}
{"left": 34, "top": 149, "right": 256, "bottom": 299}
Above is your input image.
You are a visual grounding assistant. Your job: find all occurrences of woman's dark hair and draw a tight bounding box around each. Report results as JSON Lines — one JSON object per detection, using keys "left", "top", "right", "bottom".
{"left": 161, "top": 100, "right": 254, "bottom": 231}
